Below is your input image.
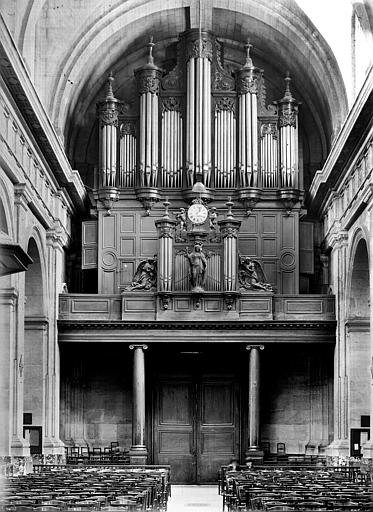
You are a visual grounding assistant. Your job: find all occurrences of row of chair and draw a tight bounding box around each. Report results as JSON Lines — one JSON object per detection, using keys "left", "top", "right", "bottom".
{"left": 64, "top": 444, "right": 130, "bottom": 465}
{"left": 0, "top": 465, "right": 171, "bottom": 512}
{"left": 219, "top": 465, "right": 373, "bottom": 511}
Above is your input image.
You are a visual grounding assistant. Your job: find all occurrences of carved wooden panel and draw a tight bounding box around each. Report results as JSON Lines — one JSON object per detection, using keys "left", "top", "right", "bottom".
{"left": 82, "top": 221, "right": 97, "bottom": 269}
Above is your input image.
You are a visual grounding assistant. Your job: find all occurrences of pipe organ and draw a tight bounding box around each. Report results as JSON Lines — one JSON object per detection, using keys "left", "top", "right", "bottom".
{"left": 96, "top": 30, "right": 301, "bottom": 198}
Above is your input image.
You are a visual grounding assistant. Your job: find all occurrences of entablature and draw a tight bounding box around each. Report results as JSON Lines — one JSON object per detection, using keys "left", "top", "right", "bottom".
{"left": 59, "top": 292, "right": 335, "bottom": 323}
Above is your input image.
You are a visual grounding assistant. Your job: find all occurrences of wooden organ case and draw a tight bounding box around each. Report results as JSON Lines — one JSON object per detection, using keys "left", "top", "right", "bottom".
{"left": 85, "top": 29, "right": 306, "bottom": 310}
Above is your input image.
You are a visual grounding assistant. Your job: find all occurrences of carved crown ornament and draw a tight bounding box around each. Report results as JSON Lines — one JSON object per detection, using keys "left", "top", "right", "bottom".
{"left": 186, "top": 37, "right": 213, "bottom": 61}
{"left": 137, "top": 74, "right": 161, "bottom": 95}
{"left": 97, "top": 106, "right": 119, "bottom": 128}
{"left": 278, "top": 108, "right": 297, "bottom": 128}
{"left": 215, "top": 96, "right": 236, "bottom": 114}
{"left": 161, "top": 96, "right": 183, "bottom": 112}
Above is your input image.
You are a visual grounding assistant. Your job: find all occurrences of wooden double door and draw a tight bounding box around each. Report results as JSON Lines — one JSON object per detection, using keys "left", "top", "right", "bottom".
{"left": 153, "top": 354, "right": 241, "bottom": 483}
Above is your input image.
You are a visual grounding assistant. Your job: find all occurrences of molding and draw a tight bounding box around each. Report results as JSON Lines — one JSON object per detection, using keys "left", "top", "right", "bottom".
{"left": 58, "top": 319, "right": 336, "bottom": 332}
{"left": 309, "top": 65, "right": 373, "bottom": 215}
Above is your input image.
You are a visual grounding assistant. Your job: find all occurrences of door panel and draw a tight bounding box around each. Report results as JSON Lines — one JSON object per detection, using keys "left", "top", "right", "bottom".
{"left": 199, "top": 379, "right": 239, "bottom": 482}
{"left": 154, "top": 379, "right": 196, "bottom": 483}
{"left": 153, "top": 370, "right": 240, "bottom": 483}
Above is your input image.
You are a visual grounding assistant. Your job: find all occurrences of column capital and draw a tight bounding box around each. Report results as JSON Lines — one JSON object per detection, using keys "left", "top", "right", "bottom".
{"left": 129, "top": 344, "right": 148, "bottom": 351}
{"left": 246, "top": 344, "right": 264, "bottom": 351}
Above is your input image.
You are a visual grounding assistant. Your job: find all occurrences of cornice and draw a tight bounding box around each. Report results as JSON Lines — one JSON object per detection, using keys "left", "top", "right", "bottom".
{"left": 0, "top": 15, "right": 86, "bottom": 212}
{"left": 309, "top": 65, "right": 373, "bottom": 215}
{"left": 58, "top": 320, "right": 336, "bottom": 331}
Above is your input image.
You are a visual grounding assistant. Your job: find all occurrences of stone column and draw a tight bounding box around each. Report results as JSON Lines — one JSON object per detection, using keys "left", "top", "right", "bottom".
{"left": 326, "top": 231, "right": 350, "bottom": 457}
{"left": 246, "top": 344, "right": 264, "bottom": 463}
{"left": 129, "top": 344, "right": 148, "bottom": 464}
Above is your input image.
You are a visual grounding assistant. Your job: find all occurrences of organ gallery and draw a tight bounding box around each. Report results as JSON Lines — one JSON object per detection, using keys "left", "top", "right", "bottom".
{"left": 59, "top": 28, "right": 335, "bottom": 483}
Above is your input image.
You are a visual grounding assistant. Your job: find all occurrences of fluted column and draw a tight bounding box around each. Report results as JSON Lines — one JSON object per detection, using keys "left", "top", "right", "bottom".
{"left": 246, "top": 344, "right": 264, "bottom": 463}
{"left": 218, "top": 199, "right": 241, "bottom": 295}
{"left": 129, "top": 344, "right": 148, "bottom": 464}
{"left": 236, "top": 42, "right": 261, "bottom": 188}
{"left": 155, "top": 200, "right": 177, "bottom": 307}
{"left": 185, "top": 30, "right": 212, "bottom": 187}
{"left": 276, "top": 73, "right": 300, "bottom": 189}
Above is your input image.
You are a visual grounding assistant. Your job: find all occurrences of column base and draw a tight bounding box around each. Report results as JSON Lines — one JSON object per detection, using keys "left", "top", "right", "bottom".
{"left": 245, "top": 449, "right": 264, "bottom": 465}
{"left": 43, "top": 438, "right": 66, "bottom": 455}
{"left": 325, "top": 439, "right": 350, "bottom": 458}
{"left": 11, "top": 435, "right": 30, "bottom": 456}
{"left": 129, "top": 445, "right": 148, "bottom": 465}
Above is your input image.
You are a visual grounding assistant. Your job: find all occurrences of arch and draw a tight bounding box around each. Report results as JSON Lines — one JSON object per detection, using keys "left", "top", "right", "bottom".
{"left": 347, "top": 229, "right": 370, "bottom": 319}
{"left": 24, "top": 236, "right": 46, "bottom": 317}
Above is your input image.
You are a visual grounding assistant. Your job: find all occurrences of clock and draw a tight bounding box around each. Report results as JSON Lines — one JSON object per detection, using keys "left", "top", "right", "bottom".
{"left": 187, "top": 203, "right": 208, "bottom": 225}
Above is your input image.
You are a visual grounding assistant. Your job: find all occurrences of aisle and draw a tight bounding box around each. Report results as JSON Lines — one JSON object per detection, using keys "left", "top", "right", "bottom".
{"left": 167, "top": 485, "right": 223, "bottom": 512}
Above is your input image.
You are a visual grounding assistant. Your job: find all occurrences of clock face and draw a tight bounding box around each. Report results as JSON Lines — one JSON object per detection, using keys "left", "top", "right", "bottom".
{"left": 188, "top": 203, "right": 208, "bottom": 225}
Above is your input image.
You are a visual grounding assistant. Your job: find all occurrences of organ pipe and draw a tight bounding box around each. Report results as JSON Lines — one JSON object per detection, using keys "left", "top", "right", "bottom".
{"left": 97, "top": 73, "right": 120, "bottom": 188}
{"left": 277, "top": 73, "right": 300, "bottom": 188}
{"left": 135, "top": 39, "right": 162, "bottom": 188}
{"left": 214, "top": 97, "right": 236, "bottom": 188}
{"left": 185, "top": 31, "right": 212, "bottom": 187}
{"left": 161, "top": 98, "right": 183, "bottom": 188}
{"left": 260, "top": 123, "right": 279, "bottom": 188}
{"left": 119, "top": 122, "right": 136, "bottom": 187}
{"left": 236, "top": 42, "right": 261, "bottom": 188}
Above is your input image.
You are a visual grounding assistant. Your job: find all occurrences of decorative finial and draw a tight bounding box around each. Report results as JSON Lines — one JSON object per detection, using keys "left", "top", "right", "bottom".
{"left": 283, "top": 71, "right": 293, "bottom": 100}
{"left": 147, "top": 36, "right": 155, "bottom": 65}
{"left": 244, "top": 39, "right": 253, "bottom": 68}
{"left": 226, "top": 196, "right": 234, "bottom": 219}
{"left": 104, "top": 72, "right": 115, "bottom": 100}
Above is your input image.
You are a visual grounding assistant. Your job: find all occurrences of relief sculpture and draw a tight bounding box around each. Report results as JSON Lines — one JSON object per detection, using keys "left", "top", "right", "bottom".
{"left": 125, "top": 256, "right": 157, "bottom": 291}
{"left": 238, "top": 256, "right": 273, "bottom": 291}
{"left": 186, "top": 243, "right": 207, "bottom": 292}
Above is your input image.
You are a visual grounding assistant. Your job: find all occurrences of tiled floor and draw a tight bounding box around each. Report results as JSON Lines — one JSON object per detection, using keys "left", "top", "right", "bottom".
{"left": 167, "top": 485, "right": 223, "bottom": 512}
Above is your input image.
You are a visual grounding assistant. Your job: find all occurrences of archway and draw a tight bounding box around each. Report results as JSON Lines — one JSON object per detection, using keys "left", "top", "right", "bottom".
{"left": 23, "top": 237, "right": 46, "bottom": 455}
{"left": 347, "top": 236, "right": 371, "bottom": 457}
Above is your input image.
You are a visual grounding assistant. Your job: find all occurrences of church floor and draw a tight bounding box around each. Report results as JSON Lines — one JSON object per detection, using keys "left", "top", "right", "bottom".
{"left": 167, "top": 485, "right": 223, "bottom": 512}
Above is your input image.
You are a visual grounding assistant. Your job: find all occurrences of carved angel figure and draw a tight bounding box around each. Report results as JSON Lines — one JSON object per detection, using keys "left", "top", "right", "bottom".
{"left": 125, "top": 256, "right": 157, "bottom": 291}
{"left": 238, "top": 256, "right": 273, "bottom": 291}
{"left": 208, "top": 207, "right": 218, "bottom": 231}
{"left": 176, "top": 207, "right": 187, "bottom": 231}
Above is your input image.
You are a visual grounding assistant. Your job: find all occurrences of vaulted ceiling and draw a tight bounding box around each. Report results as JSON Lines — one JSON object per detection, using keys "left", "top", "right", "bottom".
{"left": 2, "top": 0, "right": 357, "bottom": 190}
